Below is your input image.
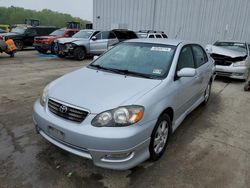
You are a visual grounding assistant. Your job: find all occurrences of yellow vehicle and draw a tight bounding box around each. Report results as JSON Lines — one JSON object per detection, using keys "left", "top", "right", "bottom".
{"left": 0, "top": 25, "right": 11, "bottom": 32}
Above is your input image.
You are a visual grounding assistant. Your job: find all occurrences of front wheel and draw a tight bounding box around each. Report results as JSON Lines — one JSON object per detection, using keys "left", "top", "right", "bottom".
{"left": 14, "top": 40, "right": 24, "bottom": 51}
{"left": 73, "top": 47, "right": 86, "bottom": 60}
{"left": 149, "top": 113, "right": 171, "bottom": 161}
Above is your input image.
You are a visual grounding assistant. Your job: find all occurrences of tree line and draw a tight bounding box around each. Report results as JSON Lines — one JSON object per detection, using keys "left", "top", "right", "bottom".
{"left": 0, "top": 6, "right": 91, "bottom": 28}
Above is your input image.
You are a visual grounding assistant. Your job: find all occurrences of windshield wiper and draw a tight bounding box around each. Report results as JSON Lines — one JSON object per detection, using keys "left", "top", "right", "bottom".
{"left": 90, "top": 65, "right": 154, "bottom": 79}
{"left": 108, "top": 68, "right": 154, "bottom": 79}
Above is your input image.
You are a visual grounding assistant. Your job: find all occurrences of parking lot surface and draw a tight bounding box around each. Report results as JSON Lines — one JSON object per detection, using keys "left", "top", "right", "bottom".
{"left": 0, "top": 51, "right": 250, "bottom": 188}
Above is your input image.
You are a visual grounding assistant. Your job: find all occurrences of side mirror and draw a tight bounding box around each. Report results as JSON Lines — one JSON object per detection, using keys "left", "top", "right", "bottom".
{"left": 93, "top": 55, "right": 99, "bottom": 60}
{"left": 177, "top": 68, "right": 197, "bottom": 78}
{"left": 92, "top": 36, "right": 97, "bottom": 41}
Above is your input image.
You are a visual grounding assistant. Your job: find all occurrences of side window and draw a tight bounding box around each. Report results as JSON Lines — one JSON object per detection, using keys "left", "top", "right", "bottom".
{"left": 177, "top": 46, "right": 195, "bottom": 72}
{"left": 94, "top": 32, "right": 102, "bottom": 40}
{"left": 109, "top": 31, "right": 116, "bottom": 39}
{"left": 148, "top": 34, "right": 154, "bottom": 38}
{"left": 67, "top": 31, "right": 75, "bottom": 37}
{"left": 26, "top": 28, "right": 37, "bottom": 36}
{"left": 101, "top": 31, "right": 110, "bottom": 39}
{"left": 192, "top": 45, "right": 208, "bottom": 67}
{"left": 162, "top": 34, "right": 168, "bottom": 38}
{"left": 155, "top": 34, "right": 162, "bottom": 38}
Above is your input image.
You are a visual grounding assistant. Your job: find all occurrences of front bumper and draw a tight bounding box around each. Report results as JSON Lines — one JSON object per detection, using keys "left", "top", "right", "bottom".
{"left": 34, "top": 43, "right": 51, "bottom": 51}
{"left": 215, "top": 65, "right": 249, "bottom": 80}
{"left": 33, "top": 99, "right": 154, "bottom": 170}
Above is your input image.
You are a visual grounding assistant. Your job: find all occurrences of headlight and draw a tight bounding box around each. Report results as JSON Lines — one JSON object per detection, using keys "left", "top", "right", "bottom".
{"left": 233, "top": 60, "right": 246, "bottom": 67}
{"left": 92, "top": 106, "right": 144, "bottom": 127}
{"left": 40, "top": 84, "right": 50, "bottom": 106}
{"left": 65, "top": 43, "right": 73, "bottom": 49}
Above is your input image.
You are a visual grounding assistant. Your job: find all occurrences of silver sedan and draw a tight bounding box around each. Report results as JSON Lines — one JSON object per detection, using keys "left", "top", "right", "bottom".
{"left": 33, "top": 39, "right": 215, "bottom": 170}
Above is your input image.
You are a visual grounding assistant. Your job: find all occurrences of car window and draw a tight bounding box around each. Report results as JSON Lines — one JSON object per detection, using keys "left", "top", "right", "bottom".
{"left": 149, "top": 35, "right": 154, "bottom": 38}
{"left": 94, "top": 32, "right": 102, "bottom": 40}
{"left": 26, "top": 28, "right": 37, "bottom": 36}
{"left": 162, "top": 34, "right": 168, "bottom": 38}
{"left": 177, "top": 46, "right": 195, "bottom": 71}
{"left": 109, "top": 31, "right": 116, "bottom": 39}
{"left": 156, "top": 34, "right": 162, "bottom": 38}
{"left": 192, "top": 45, "right": 208, "bottom": 67}
{"left": 101, "top": 31, "right": 110, "bottom": 39}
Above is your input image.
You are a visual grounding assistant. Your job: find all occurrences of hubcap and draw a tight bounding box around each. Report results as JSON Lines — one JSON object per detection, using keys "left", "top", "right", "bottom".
{"left": 204, "top": 84, "right": 211, "bottom": 101}
{"left": 154, "top": 120, "right": 169, "bottom": 154}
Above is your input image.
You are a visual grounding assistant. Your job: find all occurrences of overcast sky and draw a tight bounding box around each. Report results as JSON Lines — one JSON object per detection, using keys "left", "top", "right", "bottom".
{"left": 0, "top": 0, "right": 93, "bottom": 21}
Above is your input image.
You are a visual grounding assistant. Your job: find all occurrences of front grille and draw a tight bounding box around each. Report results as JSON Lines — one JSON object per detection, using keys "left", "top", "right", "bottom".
{"left": 48, "top": 99, "right": 89, "bottom": 123}
{"left": 58, "top": 44, "right": 66, "bottom": 51}
{"left": 211, "top": 54, "right": 232, "bottom": 66}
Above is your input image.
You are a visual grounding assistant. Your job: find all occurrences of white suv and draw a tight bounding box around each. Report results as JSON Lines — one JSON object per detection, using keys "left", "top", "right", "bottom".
{"left": 136, "top": 30, "right": 168, "bottom": 39}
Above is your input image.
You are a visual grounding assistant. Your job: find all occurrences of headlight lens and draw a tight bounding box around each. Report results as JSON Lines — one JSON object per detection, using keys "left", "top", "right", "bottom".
{"left": 92, "top": 106, "right": 144, "bottom": 127}
{"left": 233, "top": 60, "right": 246, "bottom": 67}
{"left": 65, "top": 43, "right": 73, "bottom": 49}
{"left": 40, "top": 84, "right": 50, "bottom": 106}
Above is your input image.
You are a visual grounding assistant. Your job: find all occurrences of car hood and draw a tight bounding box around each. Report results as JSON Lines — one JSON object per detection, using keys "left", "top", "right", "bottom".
{"left": 49, "top": 67, "right": 162, "bottom": 114}
{"left": 57, "top": 37, "right": 88, "bottom": 44}
{"left": 206, "top": 44, "right": 247, "bottom": 58}
{"left": 35, "top": 35, "right": 57, "bottom": 40}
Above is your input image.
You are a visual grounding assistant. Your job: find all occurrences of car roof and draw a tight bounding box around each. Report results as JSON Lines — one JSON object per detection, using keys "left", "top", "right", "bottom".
{"left": 215, "top": 40, "right": 248, "bottom": 44}
{"left": 125, "top": 38, "right": 186, "bottom": 46}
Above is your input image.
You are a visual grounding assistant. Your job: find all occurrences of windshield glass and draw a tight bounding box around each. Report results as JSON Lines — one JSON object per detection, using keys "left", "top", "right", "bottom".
{"left": 11, "top": 27, "right": 26, "bottom": 34}
{"left": 72, "top": 30, "right": 93, "bottom": 39}
{"left": 214, "top": 42, "right": 247, "bottom": 53}
{"left": 90, "top": 42, "right": 176, "bottom": 79}
{"left": 50, "top": 29, "right": 65, "bottom": 36}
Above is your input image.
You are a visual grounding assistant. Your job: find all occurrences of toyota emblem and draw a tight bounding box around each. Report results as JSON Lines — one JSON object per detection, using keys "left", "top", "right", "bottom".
{"left": 59, "top": 105, "right": 68, "bottom": 113}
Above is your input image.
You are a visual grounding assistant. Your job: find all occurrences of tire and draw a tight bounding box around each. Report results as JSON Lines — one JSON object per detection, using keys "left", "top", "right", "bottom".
{"left": 57, "top": 54, "right": 65, "bottom": 58}
{"left": 202, "top": 81, "right": 212, "bottom": 105}
{"left": 14, "top": 40, "right": 24, "bottom": 51}
{"left": 73, "top": 47, "right": 86, "bottom": 60}
{"left": 37, "top": 49, "right": 47, "bottom": 54}
{"left": 149, "top": 113, "right": 171, "bottom": 161}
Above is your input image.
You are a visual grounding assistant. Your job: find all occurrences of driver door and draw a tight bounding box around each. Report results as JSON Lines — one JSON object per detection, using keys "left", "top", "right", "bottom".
{"left": 173, "top": 45, "right": 200, "bottom": 118}
{"left": 90, "top": 31, "right": 109, "bottom": 55}
{"left": 23, "top": 28, "right": 37, "bottom": 46}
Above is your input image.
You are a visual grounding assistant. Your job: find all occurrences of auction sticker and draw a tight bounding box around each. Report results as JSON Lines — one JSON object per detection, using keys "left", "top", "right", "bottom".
{"left": 151, "top": 47, "right": 171, "bottom": 52}
{"left": 152, "top": 69, "right": 163, "bottom": 75}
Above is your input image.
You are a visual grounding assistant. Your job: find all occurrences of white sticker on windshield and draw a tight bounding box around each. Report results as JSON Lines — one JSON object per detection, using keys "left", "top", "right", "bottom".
{"left": 151, "top": 47, "right": 171, "bottom": 52}
{"left": 153, "top": 69, "right": 162, "bottom": 75}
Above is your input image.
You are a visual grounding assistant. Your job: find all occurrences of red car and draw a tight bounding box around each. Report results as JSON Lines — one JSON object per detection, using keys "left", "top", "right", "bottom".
{"left": 34, "top": 28, "right": 79, "bottom": 54}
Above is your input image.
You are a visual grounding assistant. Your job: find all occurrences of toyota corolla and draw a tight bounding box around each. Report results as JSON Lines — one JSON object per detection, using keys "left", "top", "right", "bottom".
{"left": 33, "top": 39, "right": 215, "bottom": 170}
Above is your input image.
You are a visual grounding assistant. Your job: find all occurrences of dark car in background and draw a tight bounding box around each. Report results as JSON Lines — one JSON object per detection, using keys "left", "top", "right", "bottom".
{"left": 33, "top": 28, "right": 79, "bottom": 54}
{"left": 0, "top": 25, "right": 58, "bottom": 50}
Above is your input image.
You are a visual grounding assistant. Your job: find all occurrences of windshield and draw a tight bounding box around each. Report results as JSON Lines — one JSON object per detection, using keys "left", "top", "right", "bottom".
{"left": 11, "top": 27, "right": 26, "bottom": 34}
{"left": 50, "top": 29, "right": 65, "bottom": 36}
{"left": 72, "top": 30, "right": 93, "bottom": 39}
{"left": 89, "top": 42, "right": 176, "bottom": 79}
{"left": 214, "top": 42, "right": 247, "bottom": 54}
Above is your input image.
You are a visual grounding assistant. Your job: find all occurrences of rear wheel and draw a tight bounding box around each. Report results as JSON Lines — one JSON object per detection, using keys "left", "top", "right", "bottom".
{"left": 14, "top": 40, "right": 24, "bottom": 51}
{"left": 149, "top": 113, "right": 171, "bottom": 161}
{"left": 203, "top": 81, "right": 212, "bottom": 105}
{"left": 73, "top": 47, "right": 86, "bottom": 60}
